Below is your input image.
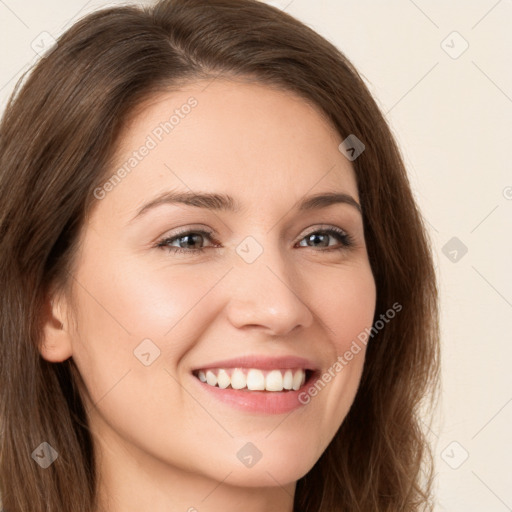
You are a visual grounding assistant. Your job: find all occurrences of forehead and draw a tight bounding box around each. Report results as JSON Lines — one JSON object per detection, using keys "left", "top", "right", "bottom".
{"left": 95, "top": 78, "right": 359, "bottom": 221}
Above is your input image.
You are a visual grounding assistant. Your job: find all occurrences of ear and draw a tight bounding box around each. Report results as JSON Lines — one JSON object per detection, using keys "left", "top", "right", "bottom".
{"left": 39, "top": 289, "right": 74, "bottom": 362}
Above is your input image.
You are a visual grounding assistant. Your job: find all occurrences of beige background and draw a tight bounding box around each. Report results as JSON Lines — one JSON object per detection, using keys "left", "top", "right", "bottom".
{"left": 1, "top": 1, "right": 511, "bottom": 510}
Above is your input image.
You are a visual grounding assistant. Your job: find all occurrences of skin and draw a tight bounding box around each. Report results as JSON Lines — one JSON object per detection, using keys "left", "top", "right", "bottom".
{"left": 40, "top": 78, "right": 377, "bottom": 512}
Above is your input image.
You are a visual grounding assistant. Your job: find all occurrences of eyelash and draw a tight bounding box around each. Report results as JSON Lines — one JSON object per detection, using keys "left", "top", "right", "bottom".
{"left": 155, "top": 226, "right": 355, "bottom": 255}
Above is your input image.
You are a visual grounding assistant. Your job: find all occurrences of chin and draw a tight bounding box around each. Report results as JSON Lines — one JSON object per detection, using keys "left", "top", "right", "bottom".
{"left": 202, "top": 438, "right": 321, "bottom": 488}
{"left": 216, "top": 459, "right": 315, "bottom": 489}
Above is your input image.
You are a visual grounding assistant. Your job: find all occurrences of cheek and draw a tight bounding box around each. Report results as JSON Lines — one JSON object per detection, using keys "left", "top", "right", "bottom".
{"left": 67, "top": 252, "right": 227, "bottom": 470}
{"left": 72, "top": 248, "right": 221, "bottom": 343}
{"left": 300, "top": 262, "right": 376, "bottom": 441}
{"left": 68, "top": 249, "right": 228, "bottom": 401}
{"left": 315, "top": 260, "right": 377, "bottom": 352}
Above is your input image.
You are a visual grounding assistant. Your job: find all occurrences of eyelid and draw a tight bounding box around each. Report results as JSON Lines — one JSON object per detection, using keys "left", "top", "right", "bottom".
{"left": 155, "top": 223, "right": 355, "bottom": 254}
{"left": 155, "top": 226, "right": 217, "bottom": 247}
{"left": 297, "top": 225, "right": 355, "bottom": 248}
{"left": 297, "top": 223, "right": 347, "bottom": 239}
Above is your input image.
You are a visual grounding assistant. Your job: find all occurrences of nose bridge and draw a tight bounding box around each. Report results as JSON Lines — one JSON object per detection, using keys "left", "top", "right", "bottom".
{"left": 224, "top": 233, "right": 314, "bottom": 334}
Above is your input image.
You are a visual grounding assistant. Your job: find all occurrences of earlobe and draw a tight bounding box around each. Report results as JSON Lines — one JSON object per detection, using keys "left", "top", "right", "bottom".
{"left": 39, "top": 293, "right": 74, "bottom": 362}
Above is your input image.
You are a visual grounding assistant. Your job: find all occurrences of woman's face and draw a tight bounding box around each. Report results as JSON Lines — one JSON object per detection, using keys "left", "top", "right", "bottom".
{"left": 52, "top": 79, "right": 376, "bottom": 498}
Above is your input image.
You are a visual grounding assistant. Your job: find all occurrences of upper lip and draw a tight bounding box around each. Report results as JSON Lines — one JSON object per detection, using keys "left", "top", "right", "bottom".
{"left": 192, "top": 355, "right": 320, "bottom": 372}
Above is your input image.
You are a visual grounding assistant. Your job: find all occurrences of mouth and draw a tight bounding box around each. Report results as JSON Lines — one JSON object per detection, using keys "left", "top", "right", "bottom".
{"left": 192, "top": 367, "right": 316, "bottom": 392}
{"left": 190, "top": 355, "right": 320, "bottom": 414}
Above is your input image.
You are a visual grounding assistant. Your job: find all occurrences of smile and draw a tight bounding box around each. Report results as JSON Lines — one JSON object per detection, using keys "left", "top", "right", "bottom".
{"left": 193, "top": 368, "right": 309, "bottom": 392}
{"left": 190, "top": 355, "right": 319, "bottom": 414}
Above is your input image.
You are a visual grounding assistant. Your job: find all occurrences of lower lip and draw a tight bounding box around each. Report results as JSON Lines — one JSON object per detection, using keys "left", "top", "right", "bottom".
{"left": 192, "top": 373, "right": 316, "bottom": 414}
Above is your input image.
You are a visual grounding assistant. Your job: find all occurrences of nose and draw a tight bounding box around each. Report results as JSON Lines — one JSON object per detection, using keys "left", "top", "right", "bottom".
{"left": 224, "top": 243, "right": 314, "bottom": 336}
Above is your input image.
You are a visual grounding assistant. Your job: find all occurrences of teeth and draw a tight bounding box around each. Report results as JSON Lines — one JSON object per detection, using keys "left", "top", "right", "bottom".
{"left": 292, "top": 370, "right": 304, "bottom": 391}
{"left": 246, "top": 369, "right": 265, "bottom": 390}
{"left": 265, "top": 370, "right": 283, "bottom": 391}
{"left": 231, "top": 368, "right": 247, "bottom": 389}
{"left": 283, "top": 370, "right": 293, "bottom": 390}
{"left": 206, "top": 370, "right": 217, "bottom": 387}
{"left": 217, "top": 369, "right": 230, "bottom": 389}
{"left": 196, "top": 368, "right": 307, "bottom": 392}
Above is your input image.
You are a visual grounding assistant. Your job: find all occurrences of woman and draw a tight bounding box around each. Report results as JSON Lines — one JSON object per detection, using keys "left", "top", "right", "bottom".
{"left": 0, "top": 0, "right": 440, "bottom": 510}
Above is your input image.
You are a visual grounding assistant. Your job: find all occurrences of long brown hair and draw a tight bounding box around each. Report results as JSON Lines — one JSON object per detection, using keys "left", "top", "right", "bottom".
{"left": 0, "top": 1, "right": 440, "bottom": 510}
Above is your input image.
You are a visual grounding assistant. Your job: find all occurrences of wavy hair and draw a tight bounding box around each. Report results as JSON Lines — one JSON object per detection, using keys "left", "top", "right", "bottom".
{"left": 0, "top": 1, "right": 440, "bottom": 510}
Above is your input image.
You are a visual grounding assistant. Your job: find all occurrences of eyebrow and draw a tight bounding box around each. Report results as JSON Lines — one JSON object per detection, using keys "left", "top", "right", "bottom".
{"left": 130, "top": 190, "right": 362, "bottom": 222}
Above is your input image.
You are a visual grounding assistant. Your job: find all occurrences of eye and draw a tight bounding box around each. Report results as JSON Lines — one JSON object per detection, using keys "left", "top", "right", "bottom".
{"left": 296, "top": 226, "right": 354, "bottom": 251}
{"left": 155, "top": 225, "right": 354, "bottom": 255}
{"left": 156, "top": 228, "right": 217, "bottom": 255}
